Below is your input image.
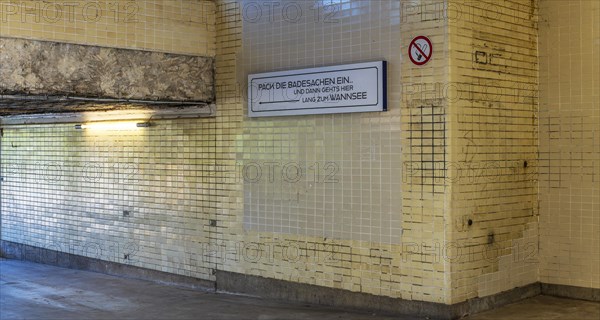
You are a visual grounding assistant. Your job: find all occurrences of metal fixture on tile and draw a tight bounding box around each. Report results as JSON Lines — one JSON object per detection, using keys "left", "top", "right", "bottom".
{"left": 487, "top": 232, "right": 495, "bottom": 244}
{"left": 74, "top": 121, "right": 150, "bottom": 130}
{"left": 524, "top": 160, "right": 528, "bottom": 168}
{"left": 468, "top": 219, "right": 473, "bottom": 226}
{"left": 123, "top": 210, "right": 131, "bottom": 217}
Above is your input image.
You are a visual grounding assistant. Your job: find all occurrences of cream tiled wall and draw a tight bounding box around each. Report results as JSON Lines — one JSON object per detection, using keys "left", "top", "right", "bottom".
{"left": 0, "top": 0, "right": 216, "bottom": 56}
{"left": 219, "top": 0, "right": 452, "bottom": 303}
{"left": 1, "top": 0, "right": 222, "bottom": 281}
{"left": 1, "top": 120, "right": 221, "bottom": 278}
{"left": 240, "top": 0, "right": 403, "bottom": 244}
{"left": 447, "top": 0, "right": 539, "bottom": 303}
{"left": 538, "top": 0, "right": 600, "bottom": 289}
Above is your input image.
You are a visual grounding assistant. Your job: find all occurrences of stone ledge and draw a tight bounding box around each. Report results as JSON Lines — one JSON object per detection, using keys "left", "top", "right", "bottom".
{"left": 0, "top": 37, "right": 215, "bottom": 116}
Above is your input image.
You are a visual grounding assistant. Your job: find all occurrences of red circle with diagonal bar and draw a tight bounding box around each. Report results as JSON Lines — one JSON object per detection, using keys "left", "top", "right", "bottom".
{"left": 409, "top": 36, "right": 433, "bottom": 66}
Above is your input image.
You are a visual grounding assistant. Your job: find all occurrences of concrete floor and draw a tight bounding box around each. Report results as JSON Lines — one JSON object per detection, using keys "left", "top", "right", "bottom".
{"left": 1, "top": 259, "right": 599, "bottom": 320}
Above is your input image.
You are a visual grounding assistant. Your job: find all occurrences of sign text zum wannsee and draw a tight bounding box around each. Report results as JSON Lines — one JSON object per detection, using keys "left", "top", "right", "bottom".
{"left": 248, "top": 61, "right": 387, "bottom": 117}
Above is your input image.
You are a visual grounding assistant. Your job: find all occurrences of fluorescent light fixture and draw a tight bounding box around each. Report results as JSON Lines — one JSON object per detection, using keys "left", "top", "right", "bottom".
{"left": 74, "top": 121, "right": 150, "bottom": 130}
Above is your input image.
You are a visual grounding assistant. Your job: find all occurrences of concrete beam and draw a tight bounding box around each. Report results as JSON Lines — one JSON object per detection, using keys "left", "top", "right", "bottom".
{"left": 0, "top": 37, "right": 215, "bottom": 117}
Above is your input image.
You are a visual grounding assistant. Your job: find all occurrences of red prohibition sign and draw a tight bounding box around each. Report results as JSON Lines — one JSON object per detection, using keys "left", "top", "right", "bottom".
{"left": 409, "top": 36, "right": 433, "bottom": 66}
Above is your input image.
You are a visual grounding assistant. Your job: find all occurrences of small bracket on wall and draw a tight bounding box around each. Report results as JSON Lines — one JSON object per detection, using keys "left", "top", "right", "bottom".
{"left": 209, "top": 220, "right": 217, "bottom": 227}
{"left": 123, "top": 210, "right": 131, "bottom": 217}
{"left": 487, "top": 232, "right": 495, "bottom": 244}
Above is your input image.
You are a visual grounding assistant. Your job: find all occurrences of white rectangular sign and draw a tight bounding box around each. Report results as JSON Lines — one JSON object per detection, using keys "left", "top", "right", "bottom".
{"left": 248, "top": 61, "right": 387, "bottom": 117}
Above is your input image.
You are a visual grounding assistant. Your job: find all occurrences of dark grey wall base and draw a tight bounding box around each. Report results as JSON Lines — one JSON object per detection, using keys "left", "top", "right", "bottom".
{"left": 0, "top": 240, "right": 215, "bottom": 292}
{"left": 459, "top": 283, "right": 541, "bottom": 317}
{"left": 216, "top": 271, "right": 541, "bottom": 320}
{"left": 541, "top": 283, "right": 600, "bottom": 302}
{"left": 217, "top": 270, "right": 456, "bottom": 319}
{"left": 2, "top": 241, "right": 597, "bottom": 319}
